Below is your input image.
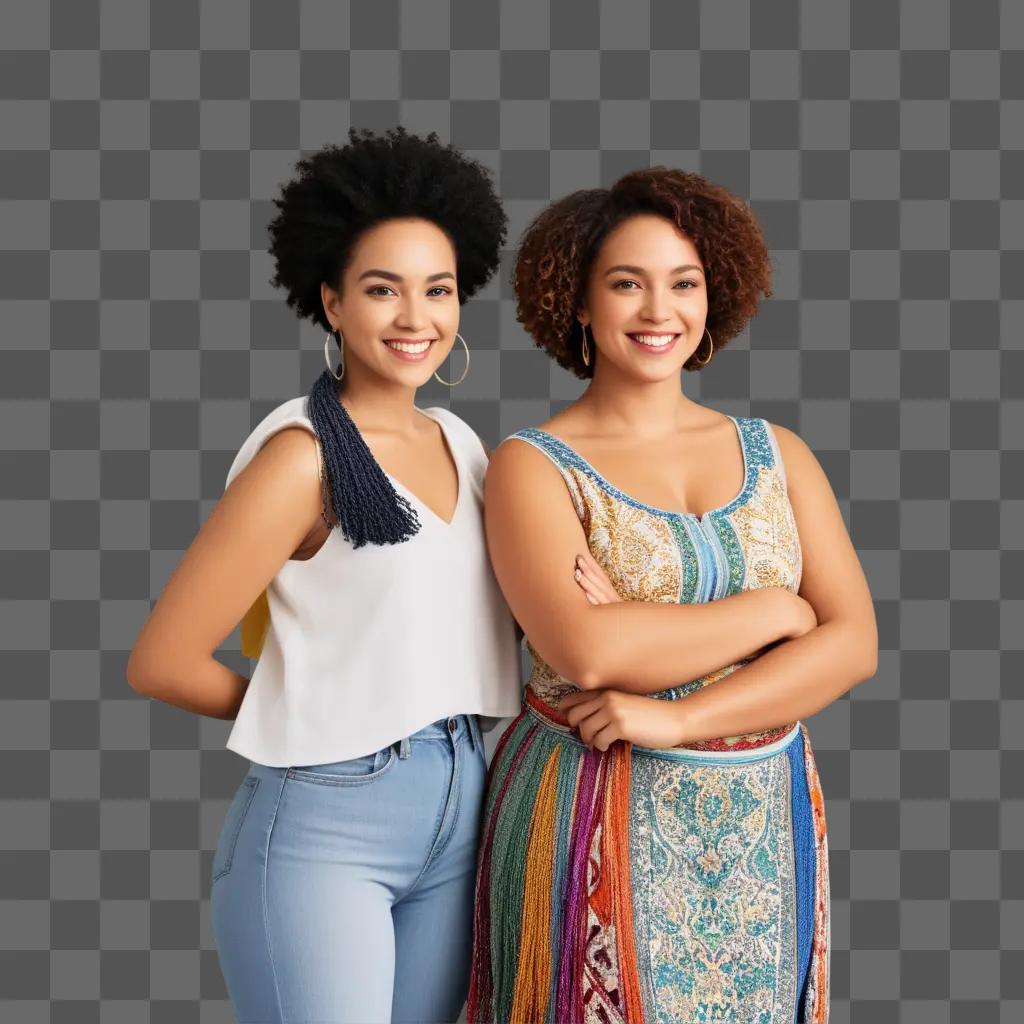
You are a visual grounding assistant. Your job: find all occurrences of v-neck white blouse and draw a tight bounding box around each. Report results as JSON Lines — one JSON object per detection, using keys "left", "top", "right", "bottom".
{"left": 221, "top": 396, "right": 523, "bottom": 767}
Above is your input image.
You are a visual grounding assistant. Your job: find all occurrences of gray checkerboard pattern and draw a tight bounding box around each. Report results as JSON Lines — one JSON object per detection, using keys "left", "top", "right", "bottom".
{"left": 2, "top": 0, "right": 1022, "bottom": 1020}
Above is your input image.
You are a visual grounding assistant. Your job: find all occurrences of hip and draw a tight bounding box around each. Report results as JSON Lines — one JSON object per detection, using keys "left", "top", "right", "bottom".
{"left": 213, "top": 714, "right": 488, "bottom": 893}
{"left": 482, "top": 693, "right": 825, "bottom": 847}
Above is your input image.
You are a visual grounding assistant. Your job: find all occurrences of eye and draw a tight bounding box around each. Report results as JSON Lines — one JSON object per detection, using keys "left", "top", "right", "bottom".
{"left": 366, "top": 285, "right": 396, "bottom": 297}
{"left": 427, "top": 286, "right": 453, "bottom": 297}
{"left": 612, "top": 279, "right": 640, "bottom": 290}
{"left": 674, "top": 280, "right": 699, "bottom": 289}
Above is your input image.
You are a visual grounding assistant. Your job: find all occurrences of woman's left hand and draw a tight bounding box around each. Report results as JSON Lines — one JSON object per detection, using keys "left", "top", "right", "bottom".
{"left": 558, "top": 688, "right": 684, "bottom": 751}
{"left": 573, "top": 550, "right": 621, "bottom": 605}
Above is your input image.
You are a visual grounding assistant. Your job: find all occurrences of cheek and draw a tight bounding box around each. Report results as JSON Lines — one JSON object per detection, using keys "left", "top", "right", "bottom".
{"left": 340, "top": 298, "right": 390, "bottom": 342}
{"left": 589, "top": 291, "right": 629, "bottom": 331}
{"left": 436, "top": 298, "right": 461, "bottom": 333}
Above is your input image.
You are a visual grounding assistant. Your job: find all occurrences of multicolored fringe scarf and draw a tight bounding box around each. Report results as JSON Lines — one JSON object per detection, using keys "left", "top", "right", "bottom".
{"left": 468, "top": 690, "right": 830, "bottom": 1023}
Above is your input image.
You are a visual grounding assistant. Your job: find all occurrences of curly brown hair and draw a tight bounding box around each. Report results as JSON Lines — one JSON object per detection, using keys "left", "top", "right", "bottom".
{"left": 513, "top": 167, "right": 773, "bottom": 379}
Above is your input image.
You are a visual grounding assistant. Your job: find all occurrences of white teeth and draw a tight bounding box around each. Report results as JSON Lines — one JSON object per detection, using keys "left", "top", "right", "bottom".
{"left": 631, "top": 334, "right": 676, "bottom": 347}
{"left": 386, "top": 340, "right": 432, "bottom": 353}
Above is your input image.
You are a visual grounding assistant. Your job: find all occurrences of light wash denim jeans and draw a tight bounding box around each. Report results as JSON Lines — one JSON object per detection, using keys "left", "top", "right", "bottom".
{"left": 210, "top": 714, "right": 487, "bottom": 1023}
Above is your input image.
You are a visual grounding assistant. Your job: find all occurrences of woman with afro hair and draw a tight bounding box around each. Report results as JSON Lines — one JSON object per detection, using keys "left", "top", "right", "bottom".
{"left": 127, "top": 128, "right": 526, "bottom": 1023}
{"left": 468, "top": 168, "right": 877, "bottom": 1022}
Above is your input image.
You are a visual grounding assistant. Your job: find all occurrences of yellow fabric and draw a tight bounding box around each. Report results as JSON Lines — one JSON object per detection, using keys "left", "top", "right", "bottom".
{"left": 240, "top": 589, "right": 271, "bottom": 659}
{"left": 509, "top": 746, "right": 561, "bottom": 1024}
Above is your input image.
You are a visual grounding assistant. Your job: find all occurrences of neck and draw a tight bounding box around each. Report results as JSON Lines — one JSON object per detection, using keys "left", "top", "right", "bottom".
{"left": 336, "top": 367, "right": 422, "bottom": 435}
{"left": 576, "top": 363, "right": 700, "bottom": 440}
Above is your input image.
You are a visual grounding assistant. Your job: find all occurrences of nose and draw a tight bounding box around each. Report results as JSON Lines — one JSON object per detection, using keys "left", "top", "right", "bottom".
{"left": 639, "top": 288, "right": 672, "bottom": 324}
{"left": 394, "top": 293, "right": 429, "bottom": 331}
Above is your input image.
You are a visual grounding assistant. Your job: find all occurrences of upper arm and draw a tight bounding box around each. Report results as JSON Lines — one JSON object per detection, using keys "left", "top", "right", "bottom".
{"left": 128, "top": 427, "right": 323, "bottom": 683}
{"left": 772, "top": 422, "right": 878, "bottom": 668}
{"left": 483, "top": 438, "right": 595, "bottom": 681}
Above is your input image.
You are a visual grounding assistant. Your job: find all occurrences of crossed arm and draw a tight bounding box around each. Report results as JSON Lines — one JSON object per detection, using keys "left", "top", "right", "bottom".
{"left": 486, "top": 423, "right": 878, "bottom": 750}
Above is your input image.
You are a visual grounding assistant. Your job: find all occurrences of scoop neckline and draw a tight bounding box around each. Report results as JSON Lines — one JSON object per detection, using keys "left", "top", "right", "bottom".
{"left": 523, "top": 415, "right": 751, "bottom": 526}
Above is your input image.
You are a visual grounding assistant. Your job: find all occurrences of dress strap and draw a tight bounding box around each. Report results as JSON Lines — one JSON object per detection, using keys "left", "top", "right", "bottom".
{"left": 506, "top": 428, "right": 581, "bottom": 472}
{"left": 758, "top": 419, "right": 789, "bottom": 490}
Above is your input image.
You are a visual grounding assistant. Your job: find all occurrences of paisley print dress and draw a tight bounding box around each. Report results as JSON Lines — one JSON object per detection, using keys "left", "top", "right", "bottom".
{"left": 468, "top": 416, "right": 830, "bottom": 1024}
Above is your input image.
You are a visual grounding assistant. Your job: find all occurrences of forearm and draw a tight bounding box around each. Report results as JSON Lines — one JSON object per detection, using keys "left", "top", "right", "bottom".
{"left": 576, "top": 587, "right": 795, "bottom": 692}
{"left": 127, "top": 654, "right": 249, "bottom": 720}
{"left": 670, "top": 619, "right": 878, "bottom": 744}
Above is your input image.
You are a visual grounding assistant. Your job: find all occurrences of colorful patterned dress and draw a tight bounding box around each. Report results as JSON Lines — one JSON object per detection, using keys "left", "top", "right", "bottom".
{"left": 468, "top": 416, "right": 830, "bottom": 1024}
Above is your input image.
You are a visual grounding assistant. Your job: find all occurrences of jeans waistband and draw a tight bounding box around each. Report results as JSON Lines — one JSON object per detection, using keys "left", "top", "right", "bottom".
{"left": 396, "top": 714, "right": 480, "bottom": 759}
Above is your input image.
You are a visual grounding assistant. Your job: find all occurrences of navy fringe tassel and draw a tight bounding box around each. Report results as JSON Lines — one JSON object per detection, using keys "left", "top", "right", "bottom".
{"left": 306, "top": 368, "right": 422, "bottom": 548}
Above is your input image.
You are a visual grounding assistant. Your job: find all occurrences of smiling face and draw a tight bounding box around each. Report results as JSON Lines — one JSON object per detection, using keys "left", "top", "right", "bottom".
{"left": 579, "top": 213, "right": 709, "bottom": 383}
{"left": 320, "top": 217, "right": 461, "bottom": 389}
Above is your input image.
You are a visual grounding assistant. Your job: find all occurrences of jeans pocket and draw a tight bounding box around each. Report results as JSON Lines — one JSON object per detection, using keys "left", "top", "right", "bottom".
{"left": 287, "top": 745, "right": 397, "bottom": 786}
{"left": 212, "top": 776, "right": 259, "bottom": 883}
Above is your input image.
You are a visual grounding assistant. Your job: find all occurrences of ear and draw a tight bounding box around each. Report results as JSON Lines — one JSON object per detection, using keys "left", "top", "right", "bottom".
{"left": 576, "top": 308, "right": 590, "bottom": 327}
{"left": 321, "top": 281, "right": 341, "bottom": 332}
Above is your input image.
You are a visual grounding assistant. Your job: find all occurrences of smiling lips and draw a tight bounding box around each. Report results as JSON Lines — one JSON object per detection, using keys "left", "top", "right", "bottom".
{"left": 626, "top": 332, "right": 679, "bottom": 353}
{"left": 383, "top": 333, "right": 681, "bottom": 363}
{"left": 384, "top": 337, "right": 437, "bottom": 361}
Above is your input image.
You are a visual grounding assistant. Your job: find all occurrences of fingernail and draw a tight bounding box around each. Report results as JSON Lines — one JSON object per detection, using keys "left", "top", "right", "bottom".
{"left": 574, "top": 568, "right": 582, "bottom": 580}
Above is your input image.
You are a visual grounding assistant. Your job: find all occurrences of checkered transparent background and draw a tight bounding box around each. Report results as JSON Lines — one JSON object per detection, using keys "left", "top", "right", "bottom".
{"left": 2, "top": 1, "right": 1023, "bottom": 1020}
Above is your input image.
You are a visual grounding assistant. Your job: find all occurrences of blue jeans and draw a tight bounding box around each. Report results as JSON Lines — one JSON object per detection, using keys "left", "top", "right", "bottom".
{"left": 210, "top": 714, "right": 487, "bottom": 1023}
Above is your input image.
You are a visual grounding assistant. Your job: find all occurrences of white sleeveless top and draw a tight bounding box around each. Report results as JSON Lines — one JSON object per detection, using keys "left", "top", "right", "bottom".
{"left": 222, "top": 396, "right": 523, "bottom": 767}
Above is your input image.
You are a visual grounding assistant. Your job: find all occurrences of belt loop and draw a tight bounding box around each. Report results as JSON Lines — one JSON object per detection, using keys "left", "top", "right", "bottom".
{"left": 467, "top": 714, "right": 480, "bottom": 755}
{"left": 399, "top": 735, "right": 411, "bottom": 760}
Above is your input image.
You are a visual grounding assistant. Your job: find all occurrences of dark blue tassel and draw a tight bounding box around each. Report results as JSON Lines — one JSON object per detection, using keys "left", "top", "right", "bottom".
{"left": 306, "top": 367, "right": 421, "bottom": 548}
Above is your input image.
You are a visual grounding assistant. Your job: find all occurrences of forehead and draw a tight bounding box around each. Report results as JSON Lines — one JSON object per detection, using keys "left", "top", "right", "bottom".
{"left": 348, "top": 217, "right": 456, "bottom": 268}
{"left": 596, "top": 214, "right": 702, "bottom": 269}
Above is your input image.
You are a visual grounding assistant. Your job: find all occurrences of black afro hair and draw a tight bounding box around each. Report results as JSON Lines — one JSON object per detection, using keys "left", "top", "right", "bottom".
{"left": 267, "top": 126, "right": 507, "bottom": 331}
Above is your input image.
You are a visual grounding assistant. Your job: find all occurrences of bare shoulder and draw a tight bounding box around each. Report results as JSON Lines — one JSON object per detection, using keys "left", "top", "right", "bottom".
{"left": 229, "top": 426, "right": 325, "bottom": 529}
{"left": 765, "top": 419, "right": 804, "bottom": 451}
{"left": 486, "top": 429, "right": 575, "bottom": 505}
{"left": 765, "top": 421, "right": 830, "bottom": 492}
{"left": 246, "top": 426, "right": 321, "bottom": 489}
{"left": 489, "top": 428, "right": 555, "bottom": 479}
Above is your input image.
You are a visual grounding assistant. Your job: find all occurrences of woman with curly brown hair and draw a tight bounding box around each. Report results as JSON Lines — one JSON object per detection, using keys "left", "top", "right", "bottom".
{"left": 468, "top": 168, "right": 877, "bottom": 1022}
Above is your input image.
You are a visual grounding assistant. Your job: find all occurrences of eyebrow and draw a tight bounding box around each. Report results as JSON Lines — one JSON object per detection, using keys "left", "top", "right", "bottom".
{"left": 357, "top": 269, "right": 456, "bottom": 283}
{"left": 604, "top": 264, "right": 704, "bottom": 277}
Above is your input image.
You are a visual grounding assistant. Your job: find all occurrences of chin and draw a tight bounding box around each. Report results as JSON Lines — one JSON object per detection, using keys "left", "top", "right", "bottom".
{"left": 400, "top": 367, "right": 438, "bottom": 388}
{"left": 618, "top": 357, "right": 687, "bottom": 383}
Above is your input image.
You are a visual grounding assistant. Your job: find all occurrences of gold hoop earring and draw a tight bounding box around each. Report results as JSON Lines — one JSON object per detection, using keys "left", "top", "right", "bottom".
{"left": 692, "top": 327, "right": 714, "bottom": 367}
{"left": 434, "top": 333, "right": 470, "bottom": 387}
{"left": 581, "top": 323, "right": 591, "bottom": 367}
{"left": 324, "top": 330, "right": 344, "bottom": 381}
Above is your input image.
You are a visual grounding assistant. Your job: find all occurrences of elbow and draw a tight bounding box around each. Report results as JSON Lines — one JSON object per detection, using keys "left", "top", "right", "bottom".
{"left": 555, "top": 632, "right": 610, "bottom": 690}
{"left": 572, "top": 666, "right": 605, "bottom": 691}
{"left": 126, "top": 645, "right": 172, "bottom": 699}
{"left": 851, "top": 621, "right": 879, "bottom": 684}
{"left": 569, "top": 608, "right": 625, "bottom": 688}
{"left": 125, "top": 647, "right": 154, "bottom": 696}
{"left": 527, "top": 609, "right": 616, "bottom": 690}
{"left": 527, "top": 643, "right": 605, "bottom": 692}
{"left": 859, "top": 646, "right": 879, "bottom": 683}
